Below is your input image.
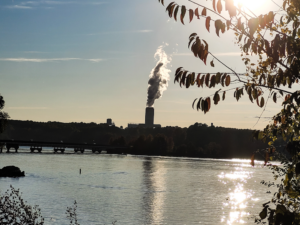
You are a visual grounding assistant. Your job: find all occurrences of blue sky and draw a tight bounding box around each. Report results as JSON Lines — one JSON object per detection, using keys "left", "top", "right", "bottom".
{"left": 0, "top": 0, "right": 282, "bottom": 129}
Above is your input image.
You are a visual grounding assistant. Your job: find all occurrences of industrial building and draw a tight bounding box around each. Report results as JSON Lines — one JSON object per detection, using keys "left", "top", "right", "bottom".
{"left": 127, "top": 107, "right": 161, "bottom": 128}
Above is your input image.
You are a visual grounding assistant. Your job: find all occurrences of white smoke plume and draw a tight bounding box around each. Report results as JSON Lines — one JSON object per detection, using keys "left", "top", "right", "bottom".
{"left": 147, "top": 45, "right": 171, "bottom": 107}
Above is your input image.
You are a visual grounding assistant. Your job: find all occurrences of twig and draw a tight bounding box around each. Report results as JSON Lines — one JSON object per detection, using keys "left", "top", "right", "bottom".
{"left": 253, "top": 90, "right": 272, "bottom": 128}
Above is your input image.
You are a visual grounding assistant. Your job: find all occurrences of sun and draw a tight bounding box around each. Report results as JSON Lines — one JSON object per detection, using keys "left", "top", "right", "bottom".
{"left": 234, "top": 0, "right": 266, "bottom": 10}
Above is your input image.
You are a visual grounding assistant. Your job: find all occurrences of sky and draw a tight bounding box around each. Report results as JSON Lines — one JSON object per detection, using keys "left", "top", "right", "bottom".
{"left": 0, "top": 0, "right": 286, "bottom": 129}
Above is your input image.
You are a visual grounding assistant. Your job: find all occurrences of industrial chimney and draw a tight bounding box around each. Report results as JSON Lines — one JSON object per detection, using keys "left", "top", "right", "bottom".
{"left": 145, "top": 107, "right": 154, "bottom": 127}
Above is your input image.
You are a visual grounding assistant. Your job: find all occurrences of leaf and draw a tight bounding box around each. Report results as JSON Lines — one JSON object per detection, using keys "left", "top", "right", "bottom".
{"left": 260, "top": 97, "right": 265, "bottom": 108}
{"left": 201, "top": 8, "right": 207, "bottom": 16}
{"left": 189, "top": 33, "right": 197, "bottom": 38}
{"left": 186, "top": 74, "right": 191, "bottom": 88}
{"left": 175, "top": 67, "right": 183, "bottom": 75}
{"left": 180, "top": 6, "right": 186, "bottom": 25}
{"left": 205, "top": 73, "right": 210, "bottom": 87}
{"left": 161, "top": 0, "right": 164, "bottom": 6}
{"left": 259, "top": 207, "right": 268, "bottom": 220}
{"left": 225, "top": 75, "right": 230, "bottom": 86}
{"left": 174, "top": 5, "right": 179, "bottom": 21}
{"left": 169, "top": 4, "right": 176, "bottom": 17}
{"left": 180, "top": 71, "right": 188, "bottom": 87}
{"left": 197, "top": 98, "right": 202, "bottom": 111}
{"left": 248, "top": 18, "right": 259, "bottom": 37}
{"left": 206, "top": 97, "right": 211, "bottom": 112}
{"left": 166, "top": 2, "right": 175, "bottom": 11}
{"left": 210, "top": 60, "right": 215, "bottom": 67}
{"left": 189, "top": 9, "right": 194, "bottom": 22}
{"left": 200, "top": 75, "right": 205, "bottom": 87}
{"left": 174, "top": 71, "right": 183, "bottom": 83}
{"left": 273, "top": 93, "right": 277, "bottom": 103}
{"left": 276, "top": 205, "right": 286, "bottom": 215}
{"left": 225, "top": 0, "right": 236, "bottom": 17}
{"left": 215, "top": 73, "right": 221, "bottom": 84}
{"left": 188, "top": 37, "right": 195, "bottom": 48}
{"left": 221, "top": 73, "right": 226, "bottom": 87}
{"left": 213, "top": 91, "right": 220, "bottom": 105}
{"left": 205, "top": 16, "right": 211, "bottom": 32}
{"left": 212, "top": 0, "right": 216, "bottom": 11}
{"left": 192, "top": 98, "right": 198, "bottom": 109}
{"left": 222, "top": 91, "right": 226, "bottom": 100}
{"left": 201, "top": 99, "right": 205, "bottom": 111}
{"left": 190, "top": 72, "right": 195, "bottom": 85}
{"left": 210, "top": 75, "right": 216, "bottom": 87}
{"left": 195, "top": 8, "right": 200, "bottom": 19}
{"left": 226, "top": 20, "right": 231, "bottom": 30}
{"left": 217, "top": 0, "right": 222, "bottom": 13}
{"left": 215, "top": 19, "right": 223, "bottom": 37}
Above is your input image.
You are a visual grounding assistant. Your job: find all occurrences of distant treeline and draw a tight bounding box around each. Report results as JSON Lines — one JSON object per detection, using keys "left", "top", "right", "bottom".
{"left": 0, "top": 120, "right": 269, "bottom": 159}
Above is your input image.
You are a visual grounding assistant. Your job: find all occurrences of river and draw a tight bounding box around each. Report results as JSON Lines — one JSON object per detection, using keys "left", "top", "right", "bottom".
{"left": 0, "top": 149, "right": 276, "bottom": 224}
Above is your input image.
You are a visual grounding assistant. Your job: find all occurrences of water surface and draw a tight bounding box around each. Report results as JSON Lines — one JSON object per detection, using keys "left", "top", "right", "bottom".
{"left": 0, "top": 150, "right": 276, "bottom": 224}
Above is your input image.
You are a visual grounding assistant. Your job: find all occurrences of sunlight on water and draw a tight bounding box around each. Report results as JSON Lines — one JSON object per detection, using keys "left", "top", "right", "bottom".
{"left": 218, "top": 164, "right": 255, "bottom": 224}
{"left": 150, "top": 162, "right": 166, "bottom": 224}
{"left": 0, "top": 154, "right": 273, "bottom": 224}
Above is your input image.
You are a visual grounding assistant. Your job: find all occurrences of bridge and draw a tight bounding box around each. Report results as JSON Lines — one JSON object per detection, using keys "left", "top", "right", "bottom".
{"left": 0, "top": 139, "right": 128, "bottom": 154}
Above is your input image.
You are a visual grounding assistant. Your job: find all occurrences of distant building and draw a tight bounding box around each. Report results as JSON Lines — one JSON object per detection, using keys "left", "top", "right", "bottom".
{"left": 127, "top": 123, "right": 161, "bottom": 129}
{"left": 194, "top": 123, "right": 208, "bottom": 127}
{"left": 127, "top": 123, "right": 139, "bottom": 128}
{"left": 107, "top": 118, "right": 112, "bottom": 125}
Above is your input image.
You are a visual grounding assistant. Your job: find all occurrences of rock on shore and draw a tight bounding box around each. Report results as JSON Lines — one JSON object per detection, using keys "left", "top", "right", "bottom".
{"left": 0, "top": 166, "right": 25, "bottom": 177}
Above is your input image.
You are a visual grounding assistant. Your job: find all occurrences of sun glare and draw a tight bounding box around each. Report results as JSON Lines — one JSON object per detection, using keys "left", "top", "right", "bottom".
{"left": 234, "top": 0, "right": 265, "bottom": 10}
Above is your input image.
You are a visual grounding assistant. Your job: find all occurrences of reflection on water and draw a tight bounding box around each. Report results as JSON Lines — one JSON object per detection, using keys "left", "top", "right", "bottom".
{"left": 218, "top": 164, "right": 259, "bottom": 224}
{"left": 142, "top": 158, "right": 166, "bottom": 224}
{"left": 0, "top": 153, "right": 274, "bottom": 224}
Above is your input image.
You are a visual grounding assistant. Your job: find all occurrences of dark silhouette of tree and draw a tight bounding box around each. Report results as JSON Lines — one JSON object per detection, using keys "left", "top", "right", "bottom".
{"left": 0, "top": 94, "right": 9, "bottom": 134}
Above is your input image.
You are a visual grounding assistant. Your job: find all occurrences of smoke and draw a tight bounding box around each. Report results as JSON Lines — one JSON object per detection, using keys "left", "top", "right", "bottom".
{"left": 146, "top": 45, "right": 171, "bottom": 107}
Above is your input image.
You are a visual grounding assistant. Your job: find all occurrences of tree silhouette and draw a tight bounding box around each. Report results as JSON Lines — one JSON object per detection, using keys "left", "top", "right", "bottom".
{"left": 0, "top": 94, "right": 9, "bottom": 134}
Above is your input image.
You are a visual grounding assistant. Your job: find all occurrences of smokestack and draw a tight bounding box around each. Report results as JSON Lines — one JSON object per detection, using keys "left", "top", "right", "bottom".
{"left": 145, "top": 107, "right": 154, "bottom": 127}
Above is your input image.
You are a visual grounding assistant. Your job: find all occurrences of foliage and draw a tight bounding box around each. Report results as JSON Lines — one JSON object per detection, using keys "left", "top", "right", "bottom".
{"left": 66, "top": 201, "right": 80, "bottom": 225}
{"left": 0, "top": 94, "right": 9, "bottom": 134}
{"left": 0, "top": 185, "right": 44, "bottom": 225}
{"left": 1, "top": 120, "right": 267, "bottom": 158}
{"left": 0, "top": 186, "right": 119, "bottom": 225}
{"left": 158, "top": 0, "right": 298, "bottom": 114}
{"left": 156, "top": 0, "right": 300, "bottom": 223}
